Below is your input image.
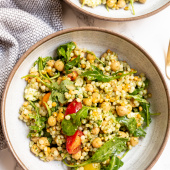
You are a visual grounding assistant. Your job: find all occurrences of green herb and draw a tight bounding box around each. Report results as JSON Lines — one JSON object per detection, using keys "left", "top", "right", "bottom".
{"left": 144, "top": 78, "right": 149, "bottom": 88}
{"left": 63, "top": 137, "right": 128, "bottom": 167}
{"left": 27, "top": 101, "right": 47, "bottom": 137}
{"left": 129, "top": 87, "right": 144, "bottom": 95}
{"left": 57, "top": 42, "right": 76, "bottom": 63}
{"left": 61, "top": 106, "right": 91, "bottom": 136}
{"left": 43, "top": 102, "right": 52, "bottom": 117}
{"left": 127, "top": 94, "right": 148, "bottom": 103}
{"left": 105, "top": 4, "right": 109, "bottom": 12}
{"left": 65, "top": 56, "right": 81, "bottom": 73}
{"left": 61, "top": 118, "right": 78, "bottom": 136}
{"left": 44, "top": 131, "right": 53, "bottom": 144}
{"left": 140, "top": 103, "right": 151, "bottom": 128}
{"left": 150, "top": 113, "right": 161, "bottom": 116}
{"left": 81, "top": 65, "right": 136, "bottom": 82}
{"left": 133, "top": 127, "right": 146, "bottom": 137}
{"left": 116, "top": 116, "right": 146, "bottom": 137}
{"left": 101, "top": 156, "right": 124, "bottom": 170}
{"left": 129, "top": 0, "right": 135, "bottom": 15}
{"left": 116, "top": 116, "right": 137, "bottom": 134}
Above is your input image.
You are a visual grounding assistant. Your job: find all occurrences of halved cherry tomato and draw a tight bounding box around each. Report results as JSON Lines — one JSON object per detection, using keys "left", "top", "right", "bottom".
{"left": 65, "top": 100, "right": 82, "bottom": 116}
{"left": 66, "top": 130, "right": 83, "bottom": 154}
{"left": 68, "top": 71, "right": 78, "bottom": 81}
{"left": 42, "top": 92, "right": 51, "bottom": 109}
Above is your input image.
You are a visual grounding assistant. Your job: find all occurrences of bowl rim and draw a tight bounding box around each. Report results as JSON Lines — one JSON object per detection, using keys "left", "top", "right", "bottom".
{"left": 1, "top": 27, "right": 170, "bottom": 170}
{"left": 63, "top": 0, "right": 170, "bottom": 21}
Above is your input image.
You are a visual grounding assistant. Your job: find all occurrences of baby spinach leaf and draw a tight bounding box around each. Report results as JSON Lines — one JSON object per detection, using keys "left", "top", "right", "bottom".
{"left": 63, "top": 137, "right": 128, "bottom": 167}
{"left": 65, "top": 56, "right": 81, "bottom": 72}
{"left": 61, "top": 119, "right": 78, "bottom": 136}
{"left": 133, "top": 127, "right": 146, "bottom": 137}
{"left": 127, "top": 94, "right": 148, "bottom": 103}
{"left": 57, "top": 42, "right": 76, "bottom": 62}
{"left": 101, "top": 156, "right": 124, "bottom": 170}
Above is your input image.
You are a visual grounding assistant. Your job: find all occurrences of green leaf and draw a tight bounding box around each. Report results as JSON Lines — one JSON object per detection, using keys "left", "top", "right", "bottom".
{"left": 116, "top": 116, "right": 146, "bottom": 137}
{"left": 140, "top": 103, "right": 151, "bottom": 128}
{"left": 61, "top": 119, "right": 78, "bottom": 136}
{"left": 61, "top": 106, "right": 91, "bottom": 136}
{"left": 133, "top": 127, "right": 146, "bottom": 137}
{"left": 55, "top": 92, "right": 67, "bottom": 104}
{"left": 65, "top": 56, "right": 81, "bottom": 72}
{"left": 116, "top": 116, "right": 137, "bottom": 134}
{"left": 81, "top": 66, "right": 137, "bottom": 82}
{"left": 63, "top": 137, "right": 128, "bottom": 167}
{"left": 72, "top": 106, "right": 89, "bottom": 126}
{"left": 101, "top": 156, "right": 124, "bottom": 170}
{"left": 27, "top": 101, "right": 47, "bottom": 137}
{"left": 57, "top": 42, "right": 76, "bottom": 62}
{"left": 127, "top": 94, "right": 148, "bottom": 103}
{"left": 129, "top": 88, "right": 144, "bottom": 95}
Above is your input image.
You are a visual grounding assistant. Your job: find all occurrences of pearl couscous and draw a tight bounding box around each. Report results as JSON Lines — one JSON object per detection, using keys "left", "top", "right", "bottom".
{"left": 19, "top": 41, "right": 157, "bottom": 170}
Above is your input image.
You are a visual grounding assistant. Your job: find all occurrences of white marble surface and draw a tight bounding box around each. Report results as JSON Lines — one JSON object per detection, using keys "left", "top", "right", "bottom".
{"left": 0, "top": 2, "right": 170, "bottom": 170}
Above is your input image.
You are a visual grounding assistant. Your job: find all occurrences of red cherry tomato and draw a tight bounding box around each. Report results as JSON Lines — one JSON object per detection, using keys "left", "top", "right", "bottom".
{"left": 66, "top": 130, "right": 83, "bottom": 154}
{"left": 65, "top": 100, "right": 82, "bottom": 116}
{"left": 68, "top": 71, "right": 78, "bottom": 81}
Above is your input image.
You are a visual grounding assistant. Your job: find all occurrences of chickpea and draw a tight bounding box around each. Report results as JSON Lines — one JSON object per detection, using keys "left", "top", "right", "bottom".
{"left": 101, "top": 102, "right": 111, "bottom": 112}
{"left": 130, "top": 137, "right": 139, "bottom": 146}
{"left": 46, "top": 156, "right": 54, "bottom": 161}
{"left": 31, "top": 144, "right": 40, "bottom": 155}
{"left": 92, "top": 137, "right": 102, "bottom": 148}
{"left": 92, "top": 93, "right": 100, "bottom": 103}
{"left": 72, "top": 150, "right": 81, "bottom": 160}
{"left": 38, "top": 137, "right": 50, "bottom": 146}
{"left": 51, "top": 147, "right": 59, "bottom": 157}
{"left": 91, "top": 127, "right": 100, "bottom": 135}
{"left": 55, "top": 155, "right": 63, "bottom": 161}
{"left": 54, "top": 60, "right": 64, "bottom": 72}
{"left": 138, "top": 0, "right": 146, "bottom": 3}
{"left": 86, "top": 53, "right": 96, "bottom": 61}
{"left": 117, "top": 0, "right": 126, "bottom": 8}
{"left": 110, "top": 61, "right": 120, "bottom": 71}
{"left": 31, "top": 137, "right": 40, "bottom": 143}
{"left": 47, "top": 60, "right": 55, "bottom": 67}
{"left": 106, "top": 0, "right": 117, "bottom": 8}
{"left": 85, "top": 84, "right": 94, "bottom": 92}
{"left": 116, "top": 106, "right": 129, "bottom": 116}
{"left": 118, "top": 131, "right": 127, "bottom": 138}
{"left": 83, "top": 98, "right": 92, "bottom": 106}
{"left": 48, "top": 116, "right": 57, "bottom": 126}
{"left": 56, "top": 112, "right": 64, "bottom": 122}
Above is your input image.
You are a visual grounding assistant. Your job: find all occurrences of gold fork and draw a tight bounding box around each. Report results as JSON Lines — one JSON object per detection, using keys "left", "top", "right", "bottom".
{"left": 166, "top": 41, "right": 170, "bottom": 80}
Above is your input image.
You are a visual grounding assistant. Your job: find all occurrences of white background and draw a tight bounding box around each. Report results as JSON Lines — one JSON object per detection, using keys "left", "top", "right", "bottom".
{"left": 0, "top": 2, "right": 169, "bottom": 170}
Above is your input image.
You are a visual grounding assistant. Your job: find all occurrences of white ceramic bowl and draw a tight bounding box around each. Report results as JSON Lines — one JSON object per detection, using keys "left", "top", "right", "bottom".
{"left": 64, "top": 0, "right": 170, "bottom": 21}
{"left": 1, "top": 28, "right": 170, "bottom": 170}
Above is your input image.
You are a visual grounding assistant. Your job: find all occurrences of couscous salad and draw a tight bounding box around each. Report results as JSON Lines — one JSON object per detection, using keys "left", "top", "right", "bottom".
{"left": 19, "top": 41, "right": 158, "bottom": 170}
{"left": 80, "top": 0, "right": 146, "bottom": 14}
